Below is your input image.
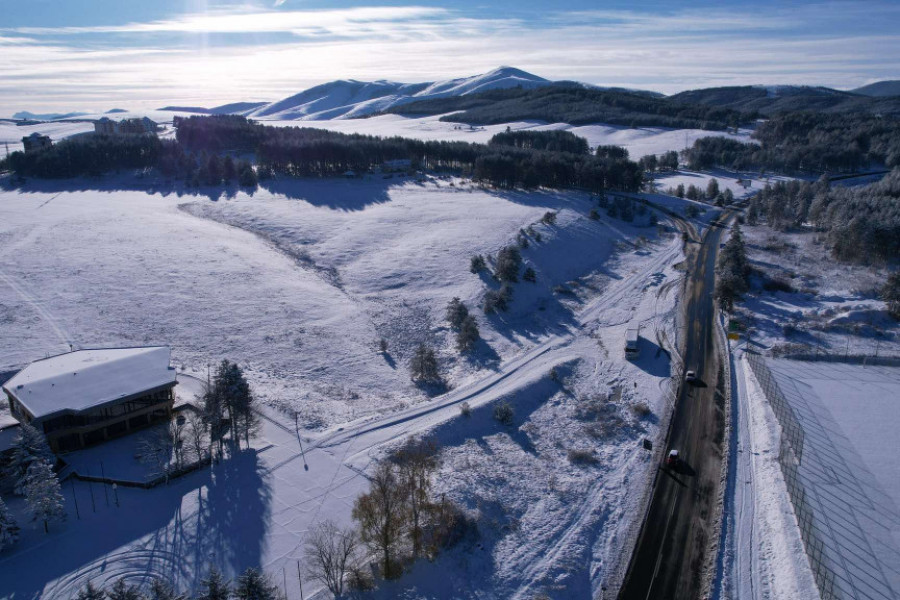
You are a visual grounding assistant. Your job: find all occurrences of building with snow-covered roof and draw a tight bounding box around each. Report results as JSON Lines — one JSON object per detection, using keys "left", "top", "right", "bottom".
{"left": 2, "top": 347, "right": 177, "bottom": 452}
{"left": 93, "top": 117, "right": 158, "bottom": 136}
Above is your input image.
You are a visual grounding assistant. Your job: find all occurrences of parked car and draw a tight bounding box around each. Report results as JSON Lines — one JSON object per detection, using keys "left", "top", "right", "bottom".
{"left": 685, "top": 370, "right": 697, "bottom": 383}
{"left": 666, "top": 449, "right": 680, "bottom": 468}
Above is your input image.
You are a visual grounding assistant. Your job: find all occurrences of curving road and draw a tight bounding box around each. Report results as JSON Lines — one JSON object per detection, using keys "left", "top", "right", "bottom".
{"left": 618, "top": 216, "right": 729, "bottom": 600}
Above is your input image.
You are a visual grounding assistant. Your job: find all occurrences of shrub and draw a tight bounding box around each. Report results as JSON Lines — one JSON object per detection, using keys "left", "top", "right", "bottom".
{"left": 379, "top": 338, "right": 388, "bottom": 353}
{"left": 456, "top": 315, "right": 480, "bottom": 353}
{"left": 483, "top": 284, "right": 512, "bottom": 314}
{"left": 631, "top": 402, "right": 652, "bottom": 418}
{"left": 541, "top": 211, "right": 557, "bottom": 225}
{"left": 523, "top": 267, "right": 536, "bottom": 282}
{"left": 470, "top": 254, "right": 486, "bottom": 274}
{"left": 517, "top": 230, "right": 530, "bottom": 249}
{"left": 410, "top": 344, "right": 440, "bottom": 383}
{"left": 549, "top": 367, "right": 559, "bottom": 382}
{"left": 493, "top": 401, "right": 514, "bottom": 426}
{"left": 459, "top": 401, "right": 471, "bottom": 417}
{"left": 567, "top": 449, "right": 598, "bottom": 465}
{"left": 446, "top": 297, "right": 469, "bottom": 329}
{"left": 495, "top": 245, "right": 522, "bottom": 283}
{"left": 589, "top": 208, "right": 600, "bottom": 220}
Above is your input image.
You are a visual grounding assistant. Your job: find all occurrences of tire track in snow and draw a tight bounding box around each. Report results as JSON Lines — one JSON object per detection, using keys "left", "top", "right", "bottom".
{"left": 0, "top": 267, "right": 71, "bottom": 347}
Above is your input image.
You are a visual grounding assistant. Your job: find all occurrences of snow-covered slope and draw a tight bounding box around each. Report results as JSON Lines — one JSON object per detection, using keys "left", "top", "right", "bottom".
{"left": 247, "top": 66, "right": 550, "bottom": 121}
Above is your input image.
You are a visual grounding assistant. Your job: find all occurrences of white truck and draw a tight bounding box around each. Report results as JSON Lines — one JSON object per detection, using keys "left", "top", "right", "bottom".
{"left": 625, "top": 325, "right": 641, "bottom": 359}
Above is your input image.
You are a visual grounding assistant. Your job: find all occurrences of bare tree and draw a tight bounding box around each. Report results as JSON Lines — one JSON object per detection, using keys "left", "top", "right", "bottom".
{"left": 184, "top": 410, "right": 209, "bottom": 463}
{"left": 394, "top": 438, "right": 438, "bottom": 558}
{"left": 137, "top": 426, "right": 174, "bottom": 483}
{"left": 352, "top": 462, "right": 407, "bottom": 579}
{"left": 305, "top": 520, "right": 359, "bottom": 598}
{"left": 169, "top": 417, "right": 187, "bottom": 472}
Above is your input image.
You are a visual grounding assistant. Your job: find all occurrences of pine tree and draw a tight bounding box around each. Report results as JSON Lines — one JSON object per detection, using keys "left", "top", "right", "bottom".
{"left": 456, "top": 315, "right": 480, "bottom": 353}
{"left": 207, "top": 360, "right": 256, "bottom": 450}
{"left": 106, "top": 578, "right": 144, "bottom": 600}
{"left": 23, "top": 458, "right": 65, "bottom": 533}
{"left": 409, "top": 344, "right": 440, "bottom": 383}
{"left": 148, "top": 580, "right": 186, "bottom": 600}
{"left": 222, "top": 155, "right": 236, "bottom": 182}
{"left": 197, "top": 567, "right": 230, "bottom": 600}
{"left": 234, "top": 567, "right": 279, "bottom": 600}
{"left": 9, "top": 423, "right": 54, "bottom": 495}
{"left": 76, "top": 582, "right": 106, "bottom": 600}
{"left": 445, "top": 297, "right": 469, "bottom": 330}
{"left": 0, "top": 497, "right": 20, "bottom": 551}
{"left": 495, "top": 245, "right": 521, "bottom": 283}
{"left": 882, "top": 271, "right": 900, "bottom": 320}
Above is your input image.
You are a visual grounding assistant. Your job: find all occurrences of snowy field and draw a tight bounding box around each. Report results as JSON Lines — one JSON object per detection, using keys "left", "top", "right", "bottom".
{"left": 1, "top": 112, "right": 754, "bottom": 161}
{"left": 764, "top": 358, "right": 900, "bottom": 600}
{"left": 261, "top": 113, "right": 754, "bottom": 160}
{"left": 0, "top": 172, "right": 686, "bottom": 598}
{"left": 649, "top": 169, "right": 783, "bottom": 204}
{"left": 735, "top": 224, "right": 900, "bottom": 359}
{"left": 716, "top": 345, "right": 821, "bottom": 600}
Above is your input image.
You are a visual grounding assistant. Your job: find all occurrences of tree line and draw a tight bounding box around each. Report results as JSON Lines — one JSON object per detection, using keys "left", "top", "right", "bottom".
{"left": 684, "top": 112, "right": 900, "bottom": 174}
{"left": 5, "top": 115, "right": 643, "bottom": 194}
{"left": 748, "top": 168, "right": 900, "bottom": 264}
{"left": 387, "top": 84, "right": 747, "bottom": 130}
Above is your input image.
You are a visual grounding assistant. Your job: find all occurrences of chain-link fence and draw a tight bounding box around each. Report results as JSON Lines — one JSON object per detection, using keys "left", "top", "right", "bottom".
{"left": 745, "top": 353, "right": 839, "bottom": 600}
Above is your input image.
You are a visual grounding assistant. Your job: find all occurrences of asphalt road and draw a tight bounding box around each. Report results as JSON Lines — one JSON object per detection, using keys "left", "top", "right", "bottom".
{"left": 618, "top": 217, "right": 728, "bottom": 600}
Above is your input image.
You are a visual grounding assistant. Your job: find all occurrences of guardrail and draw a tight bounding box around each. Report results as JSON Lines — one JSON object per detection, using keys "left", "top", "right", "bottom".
{"left": 744, "top": 353, "right": 839, "bottom": 600}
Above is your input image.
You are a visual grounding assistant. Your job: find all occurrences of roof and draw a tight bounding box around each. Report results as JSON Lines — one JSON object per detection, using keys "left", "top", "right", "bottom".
{"left": 0, "top": 423, "right": 20, "bottom": 455}
{"left": 3, "top": 347, "right": 176, "bottom": 420}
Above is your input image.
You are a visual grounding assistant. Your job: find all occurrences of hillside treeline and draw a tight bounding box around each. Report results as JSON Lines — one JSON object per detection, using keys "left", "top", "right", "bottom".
{"left": 7, "top": 134, "right": 163, "bottom": 178}
{"left": 684, "top": 113, "right": 900, "bottom": 173}
{"left": 488, "top": 129, "right": 590, "bottom": 154}
{"left": 6, "top": 115, "right": 644, "bottom": 192}
{"left": 387, "top": 85, "right": 747, "bottom": 130}
{"left": 748, "top": 168, "right": 900, "bottom": 263}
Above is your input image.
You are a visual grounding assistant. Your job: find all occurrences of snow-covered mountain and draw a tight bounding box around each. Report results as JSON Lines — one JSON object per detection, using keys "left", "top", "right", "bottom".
{"left": 245, "top": 66, "right": 551, "bottom": 120}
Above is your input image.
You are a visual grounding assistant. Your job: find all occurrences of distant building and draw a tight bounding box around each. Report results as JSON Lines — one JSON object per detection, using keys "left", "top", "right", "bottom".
{"left": 94, "top": 117, "right": 117, "bottom": 135}
{"left": 22, "top": 132, "right": 52, "bottom": 153}
{"left": 93, "top": 117, "right": 158, "bottom": 136}
{"left": 3, "top": 347, "right": 177, "bottom": 453}
{"left": 736, "top": 178, "right": 752, "bottom": 189}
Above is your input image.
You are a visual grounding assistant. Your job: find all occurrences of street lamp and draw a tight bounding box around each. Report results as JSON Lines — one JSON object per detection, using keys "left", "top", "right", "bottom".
{"left": 112, "top": 483, "right": 119, "bottom": 507}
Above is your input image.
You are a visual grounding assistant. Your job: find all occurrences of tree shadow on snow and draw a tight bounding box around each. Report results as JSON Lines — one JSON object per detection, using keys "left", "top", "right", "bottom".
{"left": 0, "top": 450, "right": 271, "bottom": 599}
{"left": 257, "top": 177, "right": 395, "bottom": 211}
{"left": 2, "top": 174, "right": 245, "bottom": 202}
{"left": 463, "top": 338, "right": 502, "bottom": 370}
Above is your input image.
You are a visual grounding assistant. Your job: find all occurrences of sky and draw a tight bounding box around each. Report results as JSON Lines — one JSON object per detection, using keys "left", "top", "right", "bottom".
{"left": 1, "top": 0, "right": 899, "bottom": 116}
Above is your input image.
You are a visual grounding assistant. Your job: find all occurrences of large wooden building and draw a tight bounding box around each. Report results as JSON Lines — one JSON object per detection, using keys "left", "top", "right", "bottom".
{"left": 3, "top": 347, "right": 177, "bottom": 453}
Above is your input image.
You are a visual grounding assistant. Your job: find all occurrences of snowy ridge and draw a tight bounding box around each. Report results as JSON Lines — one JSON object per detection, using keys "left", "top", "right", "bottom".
{"left": 246, "top": 66, "right": 550, "bottom": 121}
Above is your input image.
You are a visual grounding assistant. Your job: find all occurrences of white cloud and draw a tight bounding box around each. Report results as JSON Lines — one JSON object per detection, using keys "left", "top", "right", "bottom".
{"left": 1, "top": 4, "right": 898, "bottom": 115}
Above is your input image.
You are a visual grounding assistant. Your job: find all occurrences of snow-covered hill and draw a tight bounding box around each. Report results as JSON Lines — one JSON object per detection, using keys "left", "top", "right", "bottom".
{"left": 246, "top": 66, "right": 550, "bottom": 120}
